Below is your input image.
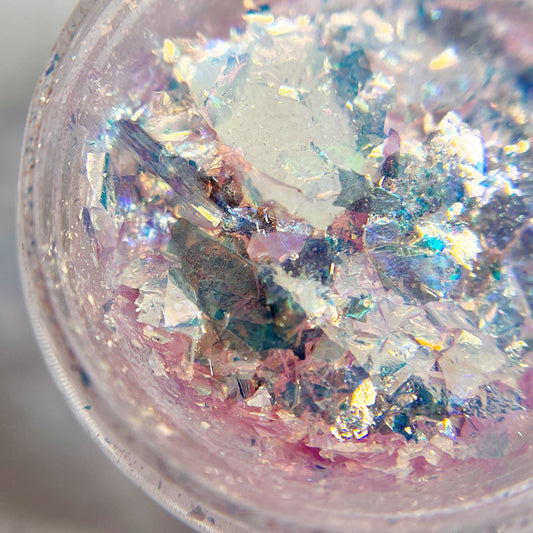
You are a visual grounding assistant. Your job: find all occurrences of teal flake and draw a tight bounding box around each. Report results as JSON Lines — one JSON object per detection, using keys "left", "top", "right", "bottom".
{"left": 345, "top": 295, "right": 374, "bottom": 321}
{"left": 100, "top": 183, "right": 108, "bottom": 210}
{"left": 490, "top": 262, "right": 502, "bottom": 281}
{"left": 379, "top": 360, "right": 406, "bottom": 378}
{"left": 421, "top": 236, "right": 446, "bottom": 253}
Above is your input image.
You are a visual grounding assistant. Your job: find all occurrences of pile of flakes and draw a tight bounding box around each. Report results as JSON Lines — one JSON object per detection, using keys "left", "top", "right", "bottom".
{"left": 83, "top": 1, "right": 532, "bottom": 464}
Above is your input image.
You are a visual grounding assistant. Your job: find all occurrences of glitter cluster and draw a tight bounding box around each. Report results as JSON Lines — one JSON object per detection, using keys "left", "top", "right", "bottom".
{"left": 83, "top": 2, "right": 532, "bottom": 467}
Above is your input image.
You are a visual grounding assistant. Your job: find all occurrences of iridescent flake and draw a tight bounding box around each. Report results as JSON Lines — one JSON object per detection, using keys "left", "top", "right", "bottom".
{"left": 84, "top": 2, "right": 532, "bottom": 469}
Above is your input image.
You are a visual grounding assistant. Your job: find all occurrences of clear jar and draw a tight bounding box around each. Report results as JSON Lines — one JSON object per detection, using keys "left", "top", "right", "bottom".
{"left": 19, "top": 0, "right": 533, "bottom": 531}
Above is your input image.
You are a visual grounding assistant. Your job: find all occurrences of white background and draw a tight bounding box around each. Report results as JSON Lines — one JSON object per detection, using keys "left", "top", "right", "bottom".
{"left": 0, "top": 1, "right": 194, "bottom": 531}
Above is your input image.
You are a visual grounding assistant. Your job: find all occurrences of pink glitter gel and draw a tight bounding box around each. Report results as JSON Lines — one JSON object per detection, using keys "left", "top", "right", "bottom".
{"left": 19, "top": 0, "right": 533, "bottom": 531}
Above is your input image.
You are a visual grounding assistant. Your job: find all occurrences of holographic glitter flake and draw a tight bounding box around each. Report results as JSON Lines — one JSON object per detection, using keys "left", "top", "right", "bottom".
{"left": 83, "top": 1, "right": 532, "bottom": 473}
